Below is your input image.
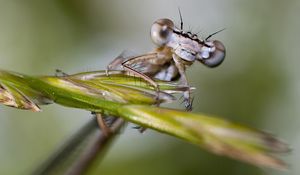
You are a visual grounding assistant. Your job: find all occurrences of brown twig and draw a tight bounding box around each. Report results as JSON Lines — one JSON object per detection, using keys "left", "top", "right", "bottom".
{"left": 32, "top": 116, "right": 125, "bottom": 175}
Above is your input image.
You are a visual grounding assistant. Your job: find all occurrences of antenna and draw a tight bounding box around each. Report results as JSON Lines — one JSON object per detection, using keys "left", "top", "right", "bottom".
{"left": 205, "top": 28, "right": 226, "bottom": 41}
{"left": 178, "top": 7, "right": 183, "bottom": 30}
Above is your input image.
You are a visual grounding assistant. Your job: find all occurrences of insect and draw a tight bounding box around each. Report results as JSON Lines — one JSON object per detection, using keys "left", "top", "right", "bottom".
{"left": 107, "top": 13, "right": 225, "bottom": 110}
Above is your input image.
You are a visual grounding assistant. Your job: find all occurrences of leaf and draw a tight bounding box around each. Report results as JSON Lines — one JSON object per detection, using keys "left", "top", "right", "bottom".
{"left": 0, "top": 70, "right": 186, "bottom": 112}
{"left": 118, "top": 105, "right": 290, "bottom": 170}
{"left": 0, "top": 70, "right": 50, "bottom": 111}
{"left": 0, "top": 83, "right": 40, "bottom": 111}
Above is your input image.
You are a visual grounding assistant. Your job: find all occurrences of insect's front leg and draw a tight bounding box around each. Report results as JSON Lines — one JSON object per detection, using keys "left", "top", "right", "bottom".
{"left": 172, "top": 54, "right": 193, "bottom": 111}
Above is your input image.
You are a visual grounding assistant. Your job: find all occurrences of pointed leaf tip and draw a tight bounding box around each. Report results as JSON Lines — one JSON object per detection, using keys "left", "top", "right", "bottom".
{"left": 0, "top": 82, "right": 41, "bottom": 112}
{"left": 118, "top": 105, "right": 289, "bottom": 170}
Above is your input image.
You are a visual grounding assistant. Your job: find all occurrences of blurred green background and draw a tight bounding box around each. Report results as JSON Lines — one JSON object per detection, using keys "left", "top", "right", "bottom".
{"left": 0, "top": 0, "right": 299, "bottom": 174}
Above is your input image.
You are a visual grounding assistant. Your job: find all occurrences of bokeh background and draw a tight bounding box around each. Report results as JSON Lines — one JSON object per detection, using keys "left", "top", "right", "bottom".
{"left": 0, "top": 0, "right": 299, "bottom": 174}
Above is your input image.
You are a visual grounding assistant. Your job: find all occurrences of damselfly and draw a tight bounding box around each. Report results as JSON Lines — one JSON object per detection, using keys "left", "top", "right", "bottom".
{"left": 107, "top": 14, "right": 225, "bottom": 110}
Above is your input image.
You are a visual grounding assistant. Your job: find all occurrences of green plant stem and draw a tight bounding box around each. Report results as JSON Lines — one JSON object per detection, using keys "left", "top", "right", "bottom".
{"left": 0, "top": 70, "right": 289, "bottom": 170}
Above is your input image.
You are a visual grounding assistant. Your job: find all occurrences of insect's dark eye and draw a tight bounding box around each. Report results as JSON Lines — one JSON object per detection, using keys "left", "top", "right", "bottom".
{"left": 150, "top": 19, "right": 174, "bottom": 46}
{"left": 198, "top": 40, "right": 225, "bottom": 67}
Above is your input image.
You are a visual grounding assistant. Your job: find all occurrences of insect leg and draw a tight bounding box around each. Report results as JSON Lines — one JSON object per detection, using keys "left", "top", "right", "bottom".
{"left": 121, "top": 53, "right": 160, "bottom": 91}
{"left": 122, "top": 64, "right": 158, "bottom": 89}
{"left": 172, "top": 54, "right": 193, "bottom": 111}
{"left": 132, "top": 125, "right": 147, "bottom": 133}
{"left": 122, "top": 52, "right": 166, "bottom": 133}
{"left": 95, "top": 113, "right": 112, "bottom": 137}
{"left": 55, "top": 69, "right": 69, "bottom": 77}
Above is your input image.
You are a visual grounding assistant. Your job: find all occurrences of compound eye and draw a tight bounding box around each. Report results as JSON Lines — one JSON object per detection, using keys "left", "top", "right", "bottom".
{"left": 150, "top": 19, "right": 174, "bottom": 46}
{"left": 199, "top": 40, "right": 225, "bottom": 67}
